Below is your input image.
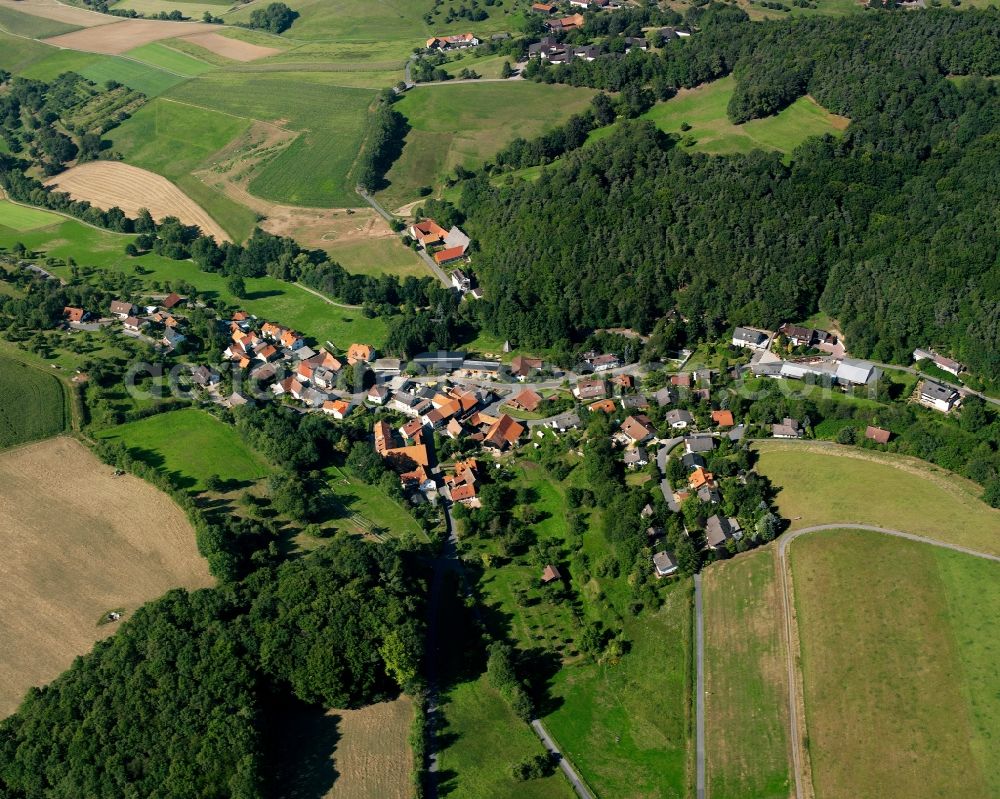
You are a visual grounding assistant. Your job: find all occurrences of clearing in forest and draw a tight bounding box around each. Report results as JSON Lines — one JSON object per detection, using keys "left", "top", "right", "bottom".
{"left": 0, "top": 437, "right": 212, "bottom": 717}
{"left": 44, "top": 160, "right": 231, "bottom": 242}
{"left": 790, "top": 530, "right": 1000, "bottom": 799}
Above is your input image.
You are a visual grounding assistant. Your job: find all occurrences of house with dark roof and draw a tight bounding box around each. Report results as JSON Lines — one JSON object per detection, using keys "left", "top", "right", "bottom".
{"left": 772, "top": 417, "right": 803, "bottom": 439}
{"left": 685, "top": 435, "right": 715, "bottom": 454}
{"left": 705, "top": 514, "right": 738, "bottom": 549}
{"left": 110, "top": 300, "right": 136, "bottom": 319}
{"left": 918, "top": 380, "right": 960, "bottom": 412}
{"left": 654, "top": 387, "right": 677, "bottom": 407}
{"left": 653, "top": 550, "right": 679, "bottom": 578}
{"left": 666, "top": 409, "right": 694, "bottom": 429}
{"left": 547, "top": 411, "right": 581, "bottom": 432}
{"left": 731, "top": 326, "right": 769, "bottom": 350}
{"left": 623, "top": 446, "right": 649, "bottom": 469}
{"left": 574, "top": 378, "right": 607, "bottom": 400}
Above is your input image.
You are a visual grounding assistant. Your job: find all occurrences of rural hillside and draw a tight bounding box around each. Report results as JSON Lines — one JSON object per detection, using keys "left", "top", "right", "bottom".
{"left": 0, "top": 0, "right": 998, "bottom": 797}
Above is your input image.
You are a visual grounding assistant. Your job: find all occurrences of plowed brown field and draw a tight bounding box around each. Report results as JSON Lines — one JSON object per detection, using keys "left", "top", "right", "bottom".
{"left": 0, "top": 437, "right": 213, "bottom": 718}
{"left": 180, "top": 31, "right": 280, "bottom": 62}
{"left": 45, "top": 160, "right": 231, "bottom": 242}
{"left": 43, "top": 17, "right": 217, "bottom": 54}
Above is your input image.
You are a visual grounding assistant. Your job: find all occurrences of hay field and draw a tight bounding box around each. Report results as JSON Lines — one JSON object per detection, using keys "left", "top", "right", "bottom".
{"left": 702, "top": 546, "right": 791, "bottom": 799}
{"left": 791, "top": 530, "right": 1000, "bottom": 799}
{"left": 0, "top": 437, "right": 212, "bottom": 717}
{"left": 0, "top": 354, "right": 65, "bottom": 448}
{"left": 271, "top": 697, "right": 414, "bottom": 799}
{"left": 180, "top": 31, "right": 280, "bottom": 61}
{"left": 42, "top": 17, "right": 217, "bottom": 55}
{"left": 45, "top": 161, "right": 231, "bottom": 242}
{"left": 0, "top": 0, "right": 115, "bottom": 28}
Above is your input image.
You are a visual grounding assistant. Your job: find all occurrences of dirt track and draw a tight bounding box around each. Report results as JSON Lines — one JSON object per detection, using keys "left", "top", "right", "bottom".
{"left": 180, "top": 31, "right": 280, "bottom": 62}
{"left": 43, "top": 16, "right": 217, "bottom": 54}
{"left": 0, "top": 437, "right": 212, "bottom": 718}
{"left": 45, "top": 160, "right": 231, "bottom": 242}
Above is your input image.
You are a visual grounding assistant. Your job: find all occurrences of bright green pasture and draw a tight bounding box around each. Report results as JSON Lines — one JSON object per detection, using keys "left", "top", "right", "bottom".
{"left": 0, "top": 31, "right": 60, "bottom": 75}
{"left": 14, "top": 48, "right": 104, "bottom": 81}
{"left": 0, "top": 355, "right": 65, "bottom": 449}
{"left": 791, "top": 530, "right": 1000, "bottom": 799}
{"left": 107, "top": 97, "right": 257, "bottom": 240}
{"left": 642, "top": 76, "right": 849, "bottom": 155}
{"left": 79, "top": 55, "right": 192, "bottom": 97}
{"left": 543, "top": 584, "right": 694, "bottom": 799}
{"left": 123, "top": 42, "right": 218, "bottom": 76}
{"left": 0, "top": 5, "right": 79, "bottom": 38}
{"left": 166, "top": 72, "right": 375, "bottom": 206}
{"left": 379, "top": 82, "right": 596, "bottom": 207}
{"left": 0, "top": 201, "right": 64, "bottom": 232}
{"left": 0, "top": 217, "right": 387, "bottom": 347}
{"left": 323, "top": 236, "right": 429, "bottom": 279}
{"left": 98, "top": 408, "right": 271, "bottom": 490}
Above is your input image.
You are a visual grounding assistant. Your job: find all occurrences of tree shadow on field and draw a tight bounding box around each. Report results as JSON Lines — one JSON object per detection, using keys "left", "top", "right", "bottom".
{"left": 246, "top": 289, "right": 283, "bottom": 301}
{"left": 263, "top": 697, "right": 342, "bottom": 799}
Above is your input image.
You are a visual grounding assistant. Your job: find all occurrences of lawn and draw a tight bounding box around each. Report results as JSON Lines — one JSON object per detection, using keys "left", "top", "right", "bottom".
{"left": 0, "top": 200, "right": 65, "bottom": 231}
{"left": 0, "top": 354, "right": 65, "bottom": 449}
{"left": 0, "top": 216, "right": 388, "bottom": 347}
{"left": 543, "top": 584, "right": 694, "bottom": 799}
{"left": 107, "top": 97, "right": 257, "bottom": 240}
{"left": 378, "top": 82, "right": 597, "bottom": 208}
{"left": 702, "top": 546, "right": 790, "bottom": 799}
{"left": 123, "top": 41, "right": 219, "bottom": 76}
{"left": 166, "top": 72, "right": 376, "bottom": 206}
{"left": 97, "top": 407, "right": 271, "bottom": 490}
{"left": 78, "top": 54, "right": 193, "bottom": 97}
{"left": 318, "top": 464, "right": 424, "bottom": 541}
{"left": 0, "top": 30, "right": 59, "bottom": 75}
{"left": 755, "top": 441, "right": 1000, "bottom": 555}
{"left": 790, "top": 530, "right": 1000, "bottom": 799}
{"left": 0, "top": 5, "right": 80, "bottom": 38}
{"left": 323, "top": 236, "right": 430, "bottom": 280}
{"left": 14, "top": 47, "right": 104, "bottom": 82}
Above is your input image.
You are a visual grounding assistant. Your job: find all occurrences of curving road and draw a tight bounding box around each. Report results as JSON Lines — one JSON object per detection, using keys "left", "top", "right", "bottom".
{"left": 775, "top": 524, "right": 1000, "bottom": 799}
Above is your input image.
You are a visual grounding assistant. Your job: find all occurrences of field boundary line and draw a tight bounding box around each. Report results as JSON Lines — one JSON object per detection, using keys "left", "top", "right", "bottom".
{"left": 693, "top": 573, "right": 705, "bottom": 799}
{"left": 158, "top": 96, "right": 292, "bottom": 132}
{"left": 776, "top": 524, "right": 1000, "bottom": 799}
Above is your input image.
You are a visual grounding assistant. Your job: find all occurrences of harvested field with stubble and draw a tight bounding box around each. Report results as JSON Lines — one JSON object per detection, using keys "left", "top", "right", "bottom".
{"left": 179, "top": 31, "right": 280, "bottom": 62}
{"left": 45, "top": 160, "right": 231, "bottom": 242}
{"left": 42, "top": 17, "right": 217, "bottom": 54}
{"left": 0, "top": 437, "right": 212, "bottom": 718}
{"left": 0, "top": 0, "right": 114, "bottom": 28}
{"left": 271, "top": 696, "right": 414, "bottom": 799}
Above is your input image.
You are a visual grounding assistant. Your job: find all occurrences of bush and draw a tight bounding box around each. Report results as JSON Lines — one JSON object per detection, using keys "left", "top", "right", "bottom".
{"left": 510, "top": 753, "right": 556, "bottom": 781}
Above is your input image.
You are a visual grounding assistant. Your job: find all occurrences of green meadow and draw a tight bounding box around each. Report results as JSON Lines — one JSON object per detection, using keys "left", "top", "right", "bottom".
{"left": 0, "top": 355, "right": 66, "bottom": 450}
{"left": 379, "top": 82, "right": 596, "bottom": 208}
{"left": 0, "top": 5, "right": 79, "bottom": 39}
{"left": 123, "top": 42, "right": 218, "bottom": 76}
{"left": 108, "top": 97, "right": 257, "bottom": 240}
{"left": 0, "top": 215, "right": 388, "bottom": 347}
{"left": 98, "top": 408, "right": 271, "bottom": 490}
{"left": 0, "top": 201, "right": 65, "bottom": 232}
{"left": 166, "top": 72, "right": 376, "bottom": 206}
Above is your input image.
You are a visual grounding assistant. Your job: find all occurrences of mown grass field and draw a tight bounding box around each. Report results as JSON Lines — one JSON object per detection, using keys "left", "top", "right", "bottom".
{"left": 0, "top": 216, "right": 388, "bottom": 347}
{"left": 702, "top": 546, "right": 790, "bottom": 799}
{"left": 0, "top": 31, "right": 63, "bottom": 77}
{"left": 0, "top": 200, "right": 64, "bottom": 231}
{"left": 587, "top": 76, "right": 849, "bottom": 156}
{"left": 323, "top": 236, "right": 428, "bottom": 279}
{"left": 0, "top": 436, "right": 212, "bottom": 717}
{"left": 790, "top": 530, "right": 1000, "bottom": 799}
{"left": 107, "top": 97, "right": 257, "bottom": 240}
{"left": 166, "top": 73, "right": 375, "bottom": 206}
{"left": 0, "top": 5, "right": 80, "bottom": 38}
{"left": 379, "top": 82, "right": 596, "bottom": 208}
{"left": 315, "top": 465, "right": 424, "bottom": 542}
{"left": 123, "top": 41, "right": 218, "bottom": 76}
{"left": 97, "top": 408, "right": 271, "bottom": 490}
{"left": 0, "top": 354, "right": 65, "bottom": 449}
{"left": 543, "top": 584, "right": 693, "bottom": 799}
{"left": 79, "top": 53, "right": 192, "bottom": 97}
{"left": 755, "top": 441, "right": 1000, "bottom": 556}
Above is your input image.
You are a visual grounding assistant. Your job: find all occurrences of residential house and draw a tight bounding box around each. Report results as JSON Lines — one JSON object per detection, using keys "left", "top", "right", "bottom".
{"left": 711, "top": 409, "right": 735, "bottom": 428}
{"left": 772, "top": 417, "right": 803, "bottom": 439}
{"left": 623, "top": 36, "right": 647, "bottom": 51}
{"left": 373, "top": 357, "right": 402, "bottom": 376}
{"left": 705, "top": 514, "right": 740, "bottom": 549}
{"left": 689, "top": 466, "right": 714, "bottom": 490}
{"left": 547, "top": 411, "right": 580, "bottom": 432}
{"left": 620, "top": 394, "right": 649, "bottom": 411}
{"left": 450, "top": 269, "right": 472, "bottom": 292}
{"left": 685, "top": 435, "right": 715, "bottom": 454}
{"left": 434, "top": 246, "right": 466, "bottom": 266}
{"left": 666, "top": 409, "right": 694, "bottom": 429}
{"left": 409, "top": 219, "right": 448, "bottom": 247}
{"left": 590, "top": 353, "right": 621, "bottom": 372}
{"left": 574, "top": 378, "right": 607, "bottom": 400}
{"left": 122, "top": 315, "right": 144, "bottom": 333}
{"left": 450, "top": 482, "right": 479, "bottom": 507}
{"left": 531, "top": 1, "right": 556, "bottom": 12}
{"left": 161, "top": 328, "right": 186, "bottom": 350}
{"left": 511, "top": 354, "right": 543, "bottom": 380}
{"left": 322, "top": 399, "right": 352, "bottom": 419}
{"left": 681, "top": 452, "right": 706, "bottom": 472}
{"left": 541, "top": 564, "right": 562, "bottom": 584}
{"left": 654, "top": 386, "right": 677, "bottom": 407}
{"left": 509, "top": 388, "right": 543, "bottom": 413}
{"left": 918, "top": 380, "right": 960, "bottom": 412}
{"left": 588, "top": 399, "right": 617, "bottom": 413}
{"left": 192, "top": 365, "right": 220, "bottom": 387}
{"left": 256, "top": 344, "right": 279, "bottom": 363}
{"left": 425, "top": 33, "right": 479, "bottom": 50}
{"left": 779, "top": 323, "right": 817, "bottom": 347}
{"left": 653, "top": 550, "right": 679, "bottom": 578}
{"left": 671, "top": 373, "right": 691, "bottom": 388}
{"left": 63, "top": 306, "right": 86, "bottom": 323}
{"left": 484, "top": 414, "right": 524, "bottom": 450}
{"left": 347, "top": 343, "right": 375, "bottom": 364}
{"left": 547, "top": 13, "right": 584, "bottom": 31}
{"left": 731, "top": 326, "right": 769, "bottom": 350}
{"left": 697, "top": 484, "right": 721, "bottom": 504}
{"left": 612, "top": 374, "right": 634, "bottom": 390}
{"left": 367, "top": 384, "right": 390, "bottom": 405}
{"left": 865, "top": 425, "right": 891, "bottom": 444}
{"left": 913, "top": 347, "right": 963, "bottom": 377}
{"left": 161, "top": 292, "right": 184, "bottom": 310}
{"left": 110, "top": 300, "right": 136, "bottom": 319}
{"left": 623, "top": 446, "right": 649, "bottom": 469}
{"left": 620, "top": 414, "right": 655, "bottom": 444}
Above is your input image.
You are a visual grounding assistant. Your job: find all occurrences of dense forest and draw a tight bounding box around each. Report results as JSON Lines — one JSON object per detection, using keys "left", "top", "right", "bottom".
{"left": 0, "top": 538, "right": 423, "bottom": 798}
{"left": 460, "top": 8, "right": 1000, "bottom": 383}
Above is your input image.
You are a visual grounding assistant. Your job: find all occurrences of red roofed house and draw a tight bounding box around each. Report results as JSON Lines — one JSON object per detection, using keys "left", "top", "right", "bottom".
{"left": 588, "top": 399, "right": 617, "bottom": 413}
{"left": 450, "top": 482, "right": 479, "bottom": 507}
{"left": 63, "top": 306, "right": 86, "bottom": 323}
{"left": 426, "top": 33, "right": 479, "bottom": 50}
{"left": 410, "top": 219, "right": 449, "bottom": 246}
{"left": 434, "top": 246, "right": 467, "bottom": 266}
{"left": 541, "top": 564, "right": 562, "bottom": 584}
{"left": 620, "top": 414, "right": 655, "bottom": 444}
{"left": 532, "top": 2, "right": 557, "bottom": 12}
{"left": 347, "top": 343, "right": 375, "bottom": 364}
{"left": 322, "top": 399, "right": 352, "bottom": 419}
{"left": 509, "top": 388, "right": 543, "bottom": 414}
{"left": 161, "top": 292, "right": 183, "bottom": 310}
{"left": 511, "top": 355, "right": 543, "bottom": 380}
{"left": 865, "top": 425, "right": 891, "bottom": 444}
{"left": 711, "top": 409, "right": 735, "bottom": 428}
{"left": 484, "top": 413, "right": 524, "bottom": 451}
{"left": 689, "top": 467, "right": 714, "bottom": 490}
